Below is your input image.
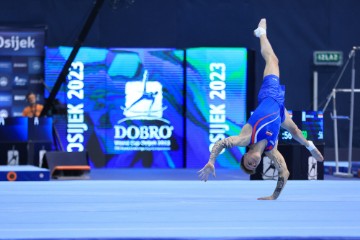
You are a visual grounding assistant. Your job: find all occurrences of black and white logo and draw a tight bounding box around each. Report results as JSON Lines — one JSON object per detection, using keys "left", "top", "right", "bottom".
{"left": 31, "top": 60, "right": 41, "bottom": 70}
{"left": 28, "top": 57, "right": 43, "bottom": 74}
{"left": 0, "top": 109, "right": 8, "bottom": 119}
{"left": 7, "top": 147, "right": 19, "bottom": 165}
{"left": 308, "top": 156, "right": 317, "bottom": 180}
{"left": 114, "top": 70, "right": 174, "bottom": 151}
{"left": 13, "top": 94, "right": 26, "bottom": 102}
{"left": 122, "top": 70, "right": 164, "bottom": 119}
{"left": 39, "top": 149, "right": 46, "bottom": 167}
{"left": 13, "top": 62, "right": 28, "bottom": 69}
{"left": 29, "top": 78, "right": 42, "bottom": 85}
{"left": 0, "top": 94, "right": 12, "bottom": 106}
{"left": 14, "top": 76, "right": 28, "bottom": 87}
{"left": 0, "top": 61, "right": 12, "bottom": 72}
{"left": 262, "top": 156, "right": 278, "bottom": 180}
{"left": 0, "top": 76, "right": 8, "bottom": 87}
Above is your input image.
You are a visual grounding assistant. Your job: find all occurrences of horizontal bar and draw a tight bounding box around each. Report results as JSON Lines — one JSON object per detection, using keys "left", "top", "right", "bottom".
{"left": 331, "top": 116, "right": 350, "bottom": 120}
{"left": 334, "top": 89, "right": 360, "bottom": 93}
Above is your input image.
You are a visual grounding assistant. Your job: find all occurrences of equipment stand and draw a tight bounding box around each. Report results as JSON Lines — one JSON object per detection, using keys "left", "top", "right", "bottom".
{"left": 323, "top": 47, "right": 360, "bottom": 177}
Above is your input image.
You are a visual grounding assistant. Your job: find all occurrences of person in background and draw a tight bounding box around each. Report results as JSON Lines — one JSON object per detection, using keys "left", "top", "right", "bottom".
{"left": 22, "top": 92, "right": 43, "bottom": 117}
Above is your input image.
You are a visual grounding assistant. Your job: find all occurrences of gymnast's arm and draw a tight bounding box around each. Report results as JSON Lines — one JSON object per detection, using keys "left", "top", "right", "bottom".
{"left": 281, "top": 109, "right": 324, "bottom": 161}
{"left": 198, "top": 124, "right": 252, "bottom": 181}
{"left": 258, "top": 146, "right": 290, "bottom": 200}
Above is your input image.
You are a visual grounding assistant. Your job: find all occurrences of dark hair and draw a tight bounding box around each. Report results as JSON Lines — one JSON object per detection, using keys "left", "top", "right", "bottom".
{"left": 240, "top": 154, "right": 256, "bottom": 175}
{"left": 26, "top": 92, "right": 35, "bottom": 100}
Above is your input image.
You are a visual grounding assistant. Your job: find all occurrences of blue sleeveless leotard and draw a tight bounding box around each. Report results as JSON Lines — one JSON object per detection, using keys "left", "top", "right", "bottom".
{"left": 247, "top": 74, "right": 286, "bottom": 151}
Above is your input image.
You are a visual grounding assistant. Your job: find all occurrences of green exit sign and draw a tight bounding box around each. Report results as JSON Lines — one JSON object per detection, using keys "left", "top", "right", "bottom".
{"left": 314, "top": 51, "right": 343, "bottom": 66}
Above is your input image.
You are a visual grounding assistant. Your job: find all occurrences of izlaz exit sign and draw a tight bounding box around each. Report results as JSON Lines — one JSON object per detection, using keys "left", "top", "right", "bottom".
{"left": 314, "top": 51, "right": 343, "bottom": 66}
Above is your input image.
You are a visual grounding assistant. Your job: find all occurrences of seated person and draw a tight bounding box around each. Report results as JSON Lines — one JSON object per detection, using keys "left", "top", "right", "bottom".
{"left": 22, "top": 92, "right": 44, "bottom": 117}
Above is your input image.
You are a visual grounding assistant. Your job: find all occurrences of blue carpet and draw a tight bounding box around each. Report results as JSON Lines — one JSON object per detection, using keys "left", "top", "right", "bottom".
{"left": 0, "top": 179, "right": 359, "bottom": 239}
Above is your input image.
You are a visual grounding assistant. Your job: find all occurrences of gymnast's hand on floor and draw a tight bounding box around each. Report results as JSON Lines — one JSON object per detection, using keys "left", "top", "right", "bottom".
{"left": 198, "top": 162, "right": 216, "bottom": 182}
{"left": 257, "top": 195, "right": 276, "bottom": 200}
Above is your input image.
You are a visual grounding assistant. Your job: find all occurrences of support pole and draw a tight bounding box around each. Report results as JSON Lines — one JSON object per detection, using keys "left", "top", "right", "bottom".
{"left": 40, "top": 0, "right": 105, "bottom": 117}
{"left": 347, "top": 50, "right": 356, "bottom": 175}
{"left": 332, "top": 89, "right": 339, "bottom": 174}
{"left": 313, "top": 71, "right": 318, "bottom": 111}
{"left": 331, "top": 88, "right": 360, "bottom": 177}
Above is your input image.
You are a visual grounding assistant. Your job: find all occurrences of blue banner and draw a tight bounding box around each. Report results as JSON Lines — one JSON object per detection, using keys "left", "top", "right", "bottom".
{"left": 0, "top": 28, "right": 45, "bottom": 118}
{"left": 0, "top": 29, "right": 45, "bottom": 56}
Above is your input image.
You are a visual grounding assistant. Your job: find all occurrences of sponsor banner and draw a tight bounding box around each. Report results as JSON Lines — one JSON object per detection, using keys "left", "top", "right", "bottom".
{"left": 0, "top": 29, "right": 45, "bottom": 56}
{"left": 185, "top": 48, "right": 248, "bottom": 168}
{"left": 45, "top": 47, "right": 184, "bottom": 168}
{"left": 105, "top": 49, "right": 184, "bottom": 168}
{"left": 0, "top": 28, "right": 45, "bottom": 116}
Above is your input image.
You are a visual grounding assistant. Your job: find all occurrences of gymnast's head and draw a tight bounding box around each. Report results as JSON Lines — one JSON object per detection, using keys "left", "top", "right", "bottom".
{"left": 240, "top": 150, "right": 261, "bottom": 175}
